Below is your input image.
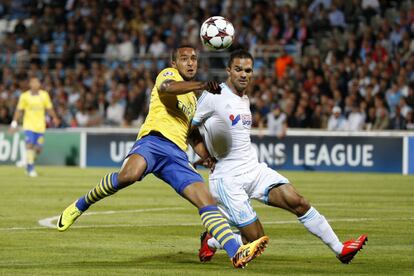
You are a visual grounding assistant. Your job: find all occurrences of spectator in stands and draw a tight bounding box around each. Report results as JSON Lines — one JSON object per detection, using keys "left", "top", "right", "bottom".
{"left": 274, "top": 48, "right": 294, "bottom": 79}
{"left": 361, "top": 0, "right": 380, "bottom": 25}
{"left": 289, "top": 105, "right": 308, "bottom": 128}
{"left": 267, "top": 104, "right": 287, "bottom": 138}
{"left": 280, "top": 19, "right": 295, "bottom": 45}
{"left": 148, "top": 34, "right": 167, "bottom": 58}
{"left": 328, "top": 4, "right": 346, "bottom": 31}
{"left": 74, "top": 102, "right": 88, "bottom": 127}
{"left": 347, "top": 104, "right": 366, "bottom": 131}
{"left": 0, "top": 105, "right": 11, "bottom": 124}
{"left": 118, "top": 33, "right": 134, "bottom": 62}
{"left": 125, "top": 80, "right": 147, "bottom": 124}
{"left": 104, "top": 33, "right": 120, "bottom": 64}
{"left": 327, "top": 106, "right": 348, "bottom": 131}
{"left": 310, "top": 104, "right": 328, "bottom": 129}
{"left": 105, "top": 92, "right": 125, "bottom": 126}
{"left": 373, "top": 107, "right": 390, "bottom": 130}
{"left": 365, "top": 106, "right": 376, "bottom": 130}
{"left": 388, "top": 105, "right": 407, "bottom": 130}
{"left": 399, "top": 97, "right": 412, "bottom": 119}
{"left": 86, "top": 104, "right": 103, "bottom": 127}
{"left": 405, "top": 111, "right": 414, "bottom": 130}
{"left": 385, "top": 83, "right": 402, "bottom": 117}
{"left": 0, "top": 0, "right": 413, "bottom": 132}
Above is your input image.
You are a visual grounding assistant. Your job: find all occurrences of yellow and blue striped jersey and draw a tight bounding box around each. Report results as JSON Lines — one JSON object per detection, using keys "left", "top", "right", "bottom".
{"left": 138, "top": 67, "right": 197, "bottom": 151}
{"left": 16, "top": 90, "right": 53, "bottom": 133}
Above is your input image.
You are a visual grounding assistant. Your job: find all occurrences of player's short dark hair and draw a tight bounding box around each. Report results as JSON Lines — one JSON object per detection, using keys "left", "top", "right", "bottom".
{"left": 171, "top": 45, "right": 196, "bottom": 62}
{"left": 228, "top": 49, "right": 254, "bottom": 68}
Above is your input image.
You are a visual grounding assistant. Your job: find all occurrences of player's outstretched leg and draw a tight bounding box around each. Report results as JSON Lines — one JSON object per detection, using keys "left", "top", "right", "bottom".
{"left": 337, "top": 234, "right": 368, "bottom": 264}
{"left": 268, "top": 184, "right": 345, "bottom": 254}
{"left": 57, "top": 172, "right": 120, "bottom": 231}
{"left": 199, "top": 205, "right": 268, "bottom": 268}
{"left": 300, "top": 208, "right": 368, "bottom": 263}
{"left": 231, "top": 236, "right": 269, "bottom": 268}
{"left": 269, "top": 184, "right": 368, "bottom": 263}
{"left": 199, "top": 230, "right": 244, "bottom": 262}
{"left": 199, "top": 231, "right": 217, "bottom": 262}
{"left": 298, "top": 206, "right": 345, "bottom": 255}
{"left": 26, "top": 146, "right": 37, "bottom": 177}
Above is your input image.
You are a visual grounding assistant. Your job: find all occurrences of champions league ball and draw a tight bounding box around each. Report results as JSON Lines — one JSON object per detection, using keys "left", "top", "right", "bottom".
{"left": 200, "top": 16, "right": 235, "bottom": 50}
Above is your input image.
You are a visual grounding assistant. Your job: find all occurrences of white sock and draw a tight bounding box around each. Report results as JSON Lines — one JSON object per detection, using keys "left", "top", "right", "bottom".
{"left": 298, "top": 206, "right": 343, "bottom": 255}
{"left": 207, "top": 232, "right": 243, "bottom": 250}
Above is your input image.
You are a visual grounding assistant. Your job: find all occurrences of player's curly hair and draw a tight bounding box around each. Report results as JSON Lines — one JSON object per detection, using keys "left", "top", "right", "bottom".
{"left": 227, "top": 49, "right": 254, "bottom": 68}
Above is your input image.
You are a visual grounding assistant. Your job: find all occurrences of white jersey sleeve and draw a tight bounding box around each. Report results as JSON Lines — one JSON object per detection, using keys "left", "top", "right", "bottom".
{"left": 192, "top": 91, "right": 215, "bottom": 126}
{"left": 193, "top": 90, "right": 232, "bottom": 159}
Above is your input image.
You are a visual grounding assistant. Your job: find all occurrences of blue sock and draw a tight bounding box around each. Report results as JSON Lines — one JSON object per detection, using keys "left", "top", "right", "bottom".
{"left": 199, "top": 205, "right": 240, "bottom": 257}
{"left": 76, "top": 172, "right": 120, "bottom": 212}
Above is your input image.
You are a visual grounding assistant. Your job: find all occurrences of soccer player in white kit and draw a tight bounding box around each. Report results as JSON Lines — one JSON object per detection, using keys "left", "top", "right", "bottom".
{"left": 192, "top": 49, "right": 367, "bottom": 264}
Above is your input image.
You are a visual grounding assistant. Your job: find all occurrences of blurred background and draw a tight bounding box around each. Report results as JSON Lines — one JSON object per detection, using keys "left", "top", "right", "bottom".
{"left": 0, "top": 0, "right": 413, "bottom": 133}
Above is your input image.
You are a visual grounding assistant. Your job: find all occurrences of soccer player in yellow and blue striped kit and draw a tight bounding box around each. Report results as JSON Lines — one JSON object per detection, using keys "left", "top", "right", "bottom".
{"left": 57, "top": 46, "right": 268, "bottom": 268}
{"left": 10, "top": 77, "right": 60, "bottom": 177}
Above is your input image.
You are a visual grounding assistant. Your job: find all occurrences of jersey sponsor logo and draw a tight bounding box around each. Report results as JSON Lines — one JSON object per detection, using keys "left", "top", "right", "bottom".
{"left": 229, "top": 114, "right": 240, "bottom": 126}
{"left": 177, "top": 100, "right": 195, "bottom": 118}
{"left": 162, "top": 71, "right": 174, "bottom": 77}
{"left": 241, "top": 114, "right": 252, "bottom": 127}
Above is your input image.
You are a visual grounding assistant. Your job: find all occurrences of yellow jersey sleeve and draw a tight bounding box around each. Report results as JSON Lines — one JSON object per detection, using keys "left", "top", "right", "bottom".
{"left": 42, "top": 90, "right": 53, "bottom": 109}
{"left": 18, "top": 90, "right": 52, "bottom": 133}
{"left": 138, "top": 67, "right": 197, "bottom": 151}
{"left": 16, "top": 93, "right": 27, "bottom": 110}
{"left": 155, "top": 68, "right": 182, "bottom": 90}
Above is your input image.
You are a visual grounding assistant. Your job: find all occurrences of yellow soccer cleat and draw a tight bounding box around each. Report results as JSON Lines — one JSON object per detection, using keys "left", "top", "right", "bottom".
{"left": 231, "top": 236, "right": 269, "bottom": 268}
{"left": 56, "top": 201, "right": 83, "bottom": 231}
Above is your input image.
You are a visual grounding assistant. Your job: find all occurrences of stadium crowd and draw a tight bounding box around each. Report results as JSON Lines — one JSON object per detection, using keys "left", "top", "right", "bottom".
{"left": 0, "top": 0, "right": 413, "bottom": 131}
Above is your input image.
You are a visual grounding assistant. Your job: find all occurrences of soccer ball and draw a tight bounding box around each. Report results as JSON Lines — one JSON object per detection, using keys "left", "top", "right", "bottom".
{"left": 200, "top": 16, "right": 235, "bottom": 50}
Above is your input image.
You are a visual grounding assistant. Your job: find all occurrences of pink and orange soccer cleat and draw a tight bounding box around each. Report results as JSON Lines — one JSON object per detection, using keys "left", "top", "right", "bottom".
{"left": 337, "top": 234, "right": 368, "bottom": 264}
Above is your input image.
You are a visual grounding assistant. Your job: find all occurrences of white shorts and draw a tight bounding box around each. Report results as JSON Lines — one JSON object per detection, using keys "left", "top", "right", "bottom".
{"left": 209, "top": 163, "right": 289, "bottom": 227}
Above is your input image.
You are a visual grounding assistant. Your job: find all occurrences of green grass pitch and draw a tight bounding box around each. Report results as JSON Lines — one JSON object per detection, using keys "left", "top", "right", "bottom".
{"left": 0, "top": 166, "right": 413, "bottom": 275}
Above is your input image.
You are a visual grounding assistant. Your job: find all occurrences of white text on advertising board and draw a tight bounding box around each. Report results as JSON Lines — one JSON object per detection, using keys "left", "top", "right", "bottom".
{"left": 252, "top": 143, "right": 374, "bottom": 167}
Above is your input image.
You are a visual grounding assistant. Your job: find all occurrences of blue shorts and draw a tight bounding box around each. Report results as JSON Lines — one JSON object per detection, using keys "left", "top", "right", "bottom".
{"left": 24, "top": 130, "right": 44, "bottom": 147}
{"left": 126, "top": 134, "right": 204, "bottom": 194}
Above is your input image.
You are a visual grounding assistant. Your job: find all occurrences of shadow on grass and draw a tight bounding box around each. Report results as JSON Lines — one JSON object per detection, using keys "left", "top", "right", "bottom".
{"left": 1, "top": 252, "right": 227, "bottom": 270}
{"left": 1, "top": 252, "right": 353, "bottom": 274}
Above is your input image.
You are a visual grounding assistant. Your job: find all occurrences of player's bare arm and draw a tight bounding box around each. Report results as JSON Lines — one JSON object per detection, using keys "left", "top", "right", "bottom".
{"left": 188, "top": 126, "right": 216, "bottom": 172}
{"left": 47, "top": 108, "right": 60, "bottom": 127}
{"left": 160, "top": 79, "right": 221, "bottom": 95}
{"left": 9, "top": 109, "right": 22, "bottom": 131}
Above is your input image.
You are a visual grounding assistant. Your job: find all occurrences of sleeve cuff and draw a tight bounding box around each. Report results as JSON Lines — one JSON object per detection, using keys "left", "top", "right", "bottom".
{"left": 191, "top": 119, "right": 201, "bottom": 126}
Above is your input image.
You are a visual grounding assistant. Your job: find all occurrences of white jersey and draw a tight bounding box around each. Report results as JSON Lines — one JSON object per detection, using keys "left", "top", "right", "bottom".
{"left": 192, "top": 83, "right": 258, "bottom": 178}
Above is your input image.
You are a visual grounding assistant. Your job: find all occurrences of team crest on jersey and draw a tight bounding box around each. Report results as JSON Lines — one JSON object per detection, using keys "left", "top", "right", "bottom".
{"left": 229, "top": 114, "right": 241, "bottom": 126}
{"left": 163, "top": 71, "right": 174, "bottom": 77}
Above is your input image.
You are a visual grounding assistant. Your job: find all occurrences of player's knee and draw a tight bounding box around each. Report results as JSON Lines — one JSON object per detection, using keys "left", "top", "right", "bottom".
{"left": 294, "top": 196, "right": 310, "bottom": 216}
{"left": 117, "top": 169, "right": 139, "bottom": 186}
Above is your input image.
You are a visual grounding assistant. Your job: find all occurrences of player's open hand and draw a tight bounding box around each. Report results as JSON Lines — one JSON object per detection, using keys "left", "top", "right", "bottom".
{"left": 53, "top": 117, "right": 61, "bottom": 128}
{"left": 205, "top": 81, "right": 221, "bottom": 94}
{"left": 8, "top": 121, "right": 18, "bottom": 134}
{"left": 193, "top": 156, "right": 217, "bottom": 173}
